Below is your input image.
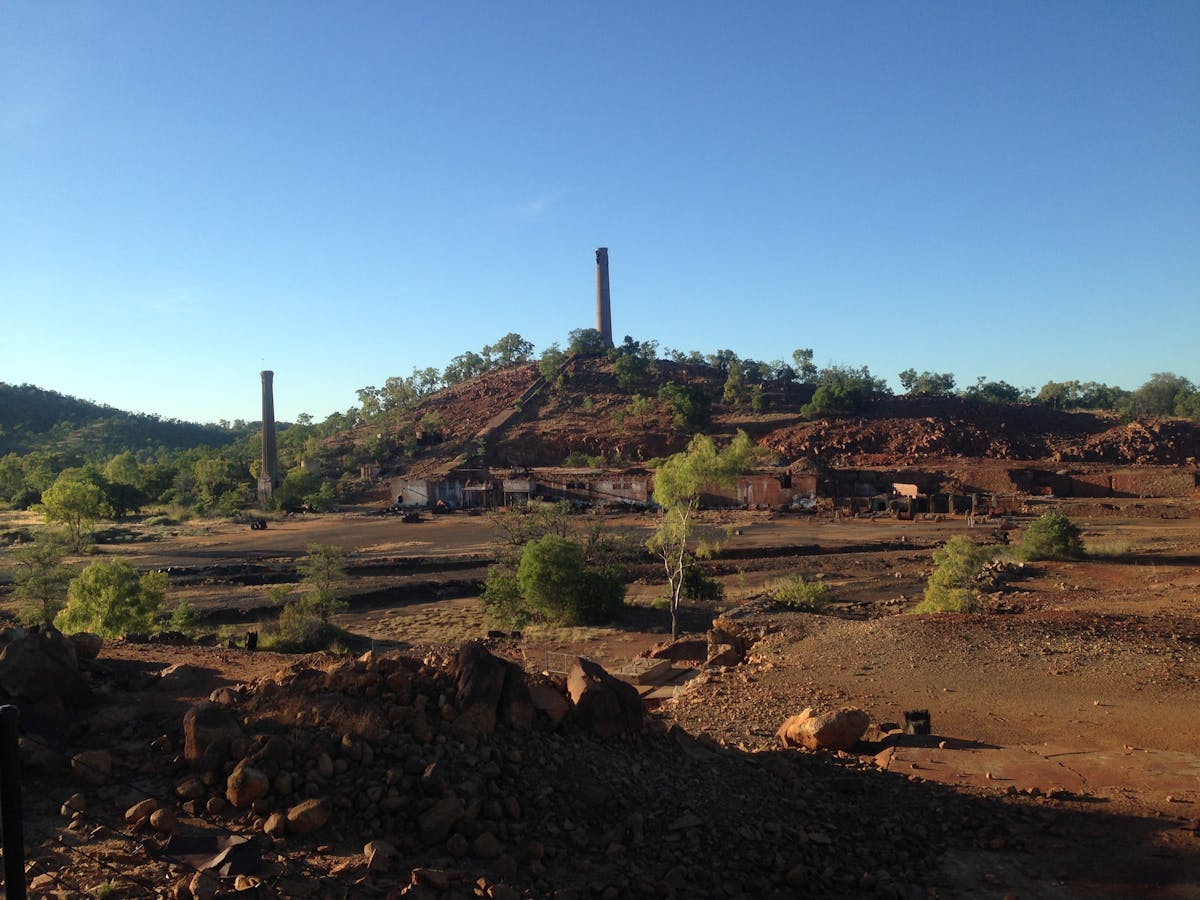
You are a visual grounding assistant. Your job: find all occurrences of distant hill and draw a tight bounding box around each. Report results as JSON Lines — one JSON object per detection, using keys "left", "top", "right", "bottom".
{"left": 0, "top": 382, "right": 253, "bottom": 460}
{"left": 332, "top": 357, "right": 1200, "bottom": 476}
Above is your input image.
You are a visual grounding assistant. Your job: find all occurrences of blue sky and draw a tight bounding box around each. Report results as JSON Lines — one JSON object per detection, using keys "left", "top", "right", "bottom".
{"left": 2, "top": 2, "right": 1197, "bottom": 424}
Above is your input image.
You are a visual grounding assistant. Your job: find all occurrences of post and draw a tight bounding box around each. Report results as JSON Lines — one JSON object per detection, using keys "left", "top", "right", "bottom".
{"left": 595, "top": 247, "right": 613, "bottom": 347}
{"left": 0, "top": 705, "right": 26, "bottom": 900}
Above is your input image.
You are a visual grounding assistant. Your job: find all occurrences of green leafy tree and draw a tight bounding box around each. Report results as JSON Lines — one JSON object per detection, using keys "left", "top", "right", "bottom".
{"left": 657, "top": 381, "right": 712, "bottom": 433}
{"left": 791, "top": 348, "right": 818, "bottom": 383}
{"left": 898, "top": 369, "right": 956, "bottom": 396}
{"left": 483, "top": 332, "right": 535, "bottom": 367}
{"left": 801, "top": 365, "right": 889, "bottom": 417}
{"left": 961, "top": 377, "right": 1026, "bottom": 404}
{"left": 39, "top": 473, "right": 109, "bottom": 549}
{"left": 648, "top": 431, "right": 755, "bottom": 639}
{"left": 296, "top": 543, "right": 349, "bottom": 622}
{"left": 539, "top": 343, "right": 568, "bottom": 390}
{"left": 1132, "top": 372, "right": 1196, "bottom": 417}
{"left": 1019, "top": 513, "right": 1084, "bottom": 561}
{"left": 911, "top": 537, "right": 993, "bottom": 614}
{"left": 55, "top": 558, "right": 167, "bottom": 638}
{"left": 11, "top": 532, "right": 74, "bottom": 626}
{"left": 568, "top": 328, "right": 608, "bottom": 355}
{"left": 515, "top": 534, "right": 625, "bottom": 625}
{"left": 626, "top": 394, "right": 654, "bottom": 428}
{"left": 722, "top": 363, "right": 749, "bottom": 407}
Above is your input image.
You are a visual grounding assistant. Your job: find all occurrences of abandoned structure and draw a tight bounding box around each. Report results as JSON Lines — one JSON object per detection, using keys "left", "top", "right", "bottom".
{"left": 595, "top": 247, "right": 613, "bottom": 347}
{"left": 257, "top": 370, "right": 282, "bottom": 505}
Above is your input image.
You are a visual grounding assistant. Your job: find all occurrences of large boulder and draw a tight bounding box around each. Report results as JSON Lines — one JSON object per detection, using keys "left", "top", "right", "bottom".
{"left": 0, "top": 625, "right": 90, "bottom": 704}
{"left": 286, "top": 797, "right": 332, "bottom": 836}
{"left": 566, "top": 657, "right": 643, "bottom": 738}
{"left": 777, "top": 707, "right": 870, "bottom": 752}
{"left": 452, "top": 642, "right": 533, "bottom": 738}
{"left": 183, "top": 702, "right": 244, "bottom": 772}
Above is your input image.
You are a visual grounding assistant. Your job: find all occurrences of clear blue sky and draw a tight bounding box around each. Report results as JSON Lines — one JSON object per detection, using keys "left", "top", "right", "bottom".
{"left": 3, "top": 2, "right": 1197, "bottom": 424}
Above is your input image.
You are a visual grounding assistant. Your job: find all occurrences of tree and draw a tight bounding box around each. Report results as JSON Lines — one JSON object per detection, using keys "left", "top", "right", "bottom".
{"left": 911, "top": 537, "right": 993, "bottom": 614}
{"left": 898, "top": 369, "right": 956, "bottom": 396}
{"left": 11, "top": 532, "right": 74, "bottom": 626}
{"left": 443, "top": 351, "right": 488, "bottom": 386}
{"left": 539, "top": 343, "right": 568, "bottom": 390}
{"left": 515, "top": 535, "right": 624, "bottom": 625}
{"left": 483, "top": 332, "right": 535, "bottom": 368}
{"left": 55, "top": 558, "right": 167, "bottom": 638}
{"left": 568, "top": 328, "right": 608, "bottom": 355}
{"left": 1132, "top": 372, "right": 1195, "bottom": 417}
{"left": 296, "top": 543, "right": 349, "bottom": 623}
{"left": 1019, "top": 513, "right": 1084, "bottom": 561}
{"left": 657, "top": 382, "right": 712, "bottom": 432}
{"left": 791, "top": 348, "right": 818, "bottom": 384}
{"left": 801, "top": 365, "right": 889, "bottom": 417}
{"left": 39, "top": 473, "right": 109, "bottom": 549}
{"left": 648, "top": 432, "right": 755, "bottom": 639}
{"left": 961, "top": 377, "right": 1025, "bottom": 404}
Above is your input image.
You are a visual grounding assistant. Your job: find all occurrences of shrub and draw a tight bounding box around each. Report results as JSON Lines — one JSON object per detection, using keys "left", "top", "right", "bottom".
{"left": 681, "top": 562, "right": 724, "bottom": 603}
{"left": 772, "top": 575, "right": 832, "bottom": 611}
{"left": 55, "top": 558, "right": 167, "bottom": 638}
{"left": 1019, "top": 513, "right": 1084, "bottom": 561}
{"left": 11, "top": 532, "right": 73, "bottom": 626}
{"left": 515, "top": 535, "right": 625, "bottom": 625}
{"left": 911, "top": 537, "right": 993, "bottom": 614}
{"left": 169, "top": 598, "right": 197, "bottom": 635}
{"left": 481, "top": 567, "right": 526, "bottom": 626}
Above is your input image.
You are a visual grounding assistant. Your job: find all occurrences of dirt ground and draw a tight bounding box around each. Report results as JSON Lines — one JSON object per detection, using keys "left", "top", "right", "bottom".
{"left": 3, "top": 501, "right": 1199, "bottom": 897}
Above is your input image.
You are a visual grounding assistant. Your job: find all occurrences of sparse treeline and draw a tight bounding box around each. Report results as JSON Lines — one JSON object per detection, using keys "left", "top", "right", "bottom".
{"left": 2, "top": 334, "right": 1198, "bottom": 518}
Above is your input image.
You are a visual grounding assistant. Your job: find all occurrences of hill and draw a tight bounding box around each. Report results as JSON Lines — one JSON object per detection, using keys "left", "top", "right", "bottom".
{"left": 0, "top": 382, "right": 252, "bottom": 460}
{"left": 336, "top": 357, "right": 1200, "bottom": 477}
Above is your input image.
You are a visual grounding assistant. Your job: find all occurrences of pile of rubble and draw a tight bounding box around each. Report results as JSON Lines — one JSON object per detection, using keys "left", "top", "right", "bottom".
{"left": 19, "top": 637, "right": 1044, "bottom": 898}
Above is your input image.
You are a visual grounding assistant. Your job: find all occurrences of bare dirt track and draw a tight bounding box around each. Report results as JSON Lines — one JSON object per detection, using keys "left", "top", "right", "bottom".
{"left": 3, "top": 502, "right": 1200, "bottom": 897}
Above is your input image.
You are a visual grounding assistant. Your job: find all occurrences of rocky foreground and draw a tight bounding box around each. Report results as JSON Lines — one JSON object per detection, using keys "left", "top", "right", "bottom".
{"left": 6, "top": 627, "right": 1086, "bottom": 899}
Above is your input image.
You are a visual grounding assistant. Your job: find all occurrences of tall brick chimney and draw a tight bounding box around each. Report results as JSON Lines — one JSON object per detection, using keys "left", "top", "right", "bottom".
{"left": 595, "top": 247, "right": 613, "bottom": 347}
{"left": 257, "top": 370, "right": 280, "bottom": 506}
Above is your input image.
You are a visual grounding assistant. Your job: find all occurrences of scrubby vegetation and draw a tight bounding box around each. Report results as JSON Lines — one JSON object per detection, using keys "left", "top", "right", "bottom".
{"left": 482, "top": 502, "right": 631, "bottom": 628}
{"left": 912, "top": 537, "right": 994, "bottom": 614}
{"left": 1019, "top": 513, "right": 1084, "bottom": 561}
{"left": 267, "top": 543, "right": 351, "bottom": 652}
{"left": 54, "top": 557, "right": 167, "bottom": 638}
{"left": 771, "top": 574, "right": 833, "bottom": 611}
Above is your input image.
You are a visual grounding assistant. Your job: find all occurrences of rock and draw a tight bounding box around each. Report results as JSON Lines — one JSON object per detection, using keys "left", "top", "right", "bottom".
{"left": 71, "top": 749, "right": 112, "bottom": 785}
{"left": 419, "top": 797, "right": 465, "bottom": 844}
{"left": 364, "top": 838, "right": 399, "bottom": 873}
{"left": 69, "top": 632, "right": 103, "bottom": 660}
{"left": 0, "top": 624, "right": 90, "bottom": 703}
{"left": 182, "top": 701, "right": 244, "bottom": 771}
{"left": 287, "top": 797, "right": 332, "bottom": 835}
{"left": 176, "top": 776, "right": 207, "bottom": 800}
{"left": 453, "top": 641, "right": 509, "bottom": 737}
{"left": 150, "top": 807, "right": 178, "bottom": 833}
{"left": 61, "top": 792, "right": 87, "bottom": 816}
{"left": 20, "top": 735, "right": 63, "bottom": 772}
{"left": 227, "top": 765, "right": 270, "bottom": 808}
{"left": 160, "top": 662, "right": 206, "bottom": 690}
{"left": 264, "top": 811, "right": 288, "bottom": 837}
{"left": 190, "top": 869, "right": 218, "bottom": 900}
{"left": 125, "top": 798, "right": 158, "bottom": 825}
{"left": 777, "top": 707, "right": 870, "bottom": 752}
{"left": 528, "top": 683, "right": 572, "bottom": 726}
{"left": 566, "top": 657, "right": 643, "bottom": 738}
{"left": 472, "top": 831, "right": 503, "bottom": 859}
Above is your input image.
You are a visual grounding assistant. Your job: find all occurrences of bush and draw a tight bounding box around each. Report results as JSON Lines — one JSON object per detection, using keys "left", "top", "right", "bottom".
{"left": 270, "top": 599, "right": 344, "bottom": 652}
{"left": 515, "top": 535, "right": 625, "bottom": 625}
{"left": 169, "top": 598, "right": 197, "bottom": 635}
{"left": 911, "top": 537, "right": 993, "bottom": 614}
{"left": 1019, "top": 513, "right": 1084, "bottom": 561}
{"left": 55, "top": 558, "right": 167, "bottom": 638}
{"left": 772, "top": 575, "right": 832, "bottom": 611}
{"left": 481, "top": 567, "right": 526, "bottom": 626}
{"left": 681, "top": 562, "right": 724, "bottom": 603}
